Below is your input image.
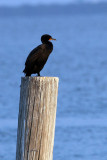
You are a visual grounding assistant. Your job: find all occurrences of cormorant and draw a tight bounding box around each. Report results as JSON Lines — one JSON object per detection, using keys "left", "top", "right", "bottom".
{"left": 23, "top": 34, "right": 56, "bottom": 76}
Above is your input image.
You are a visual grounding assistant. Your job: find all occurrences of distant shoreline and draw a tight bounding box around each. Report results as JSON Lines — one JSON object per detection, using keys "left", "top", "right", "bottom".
{"left": 0, "top": 2, "right": 107, "bottom": 17}
{"left": 0, "top": 1, "right": 107, "bottom": 7}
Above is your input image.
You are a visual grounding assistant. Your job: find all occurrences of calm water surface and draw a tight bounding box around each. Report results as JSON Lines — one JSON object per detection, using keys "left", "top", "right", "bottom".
{"left": 0, "top": 12, "right": 107, "bottom": 160}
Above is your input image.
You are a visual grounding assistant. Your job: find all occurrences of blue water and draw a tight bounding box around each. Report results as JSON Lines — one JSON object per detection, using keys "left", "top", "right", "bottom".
{"left": 0, "top": 7, "right": 107, "bottom": 160}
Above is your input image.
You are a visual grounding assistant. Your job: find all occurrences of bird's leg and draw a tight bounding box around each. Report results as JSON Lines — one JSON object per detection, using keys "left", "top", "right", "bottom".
{"left": 37, "top": 72, "right": 40, "bottom": 76}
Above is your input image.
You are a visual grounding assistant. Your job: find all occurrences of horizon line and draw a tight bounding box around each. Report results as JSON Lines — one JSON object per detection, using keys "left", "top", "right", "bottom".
{"left": 0, "top": 1, "right": 107, "bottom": 7}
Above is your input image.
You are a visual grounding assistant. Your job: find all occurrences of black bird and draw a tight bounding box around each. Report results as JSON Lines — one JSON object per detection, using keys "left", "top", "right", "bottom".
{"left": 23, "top": 34, "right": 56, "bottom": 76}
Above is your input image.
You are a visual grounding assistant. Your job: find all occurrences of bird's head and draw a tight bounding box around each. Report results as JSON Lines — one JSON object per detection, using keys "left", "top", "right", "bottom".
{"left": 41, "top": 34, "right": 56, "bottom": 43}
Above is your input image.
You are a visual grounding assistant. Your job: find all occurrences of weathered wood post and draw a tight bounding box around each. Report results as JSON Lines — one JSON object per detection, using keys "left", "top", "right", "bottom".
{"left": 16, "top": 77, "right": 59, "bottom": 160}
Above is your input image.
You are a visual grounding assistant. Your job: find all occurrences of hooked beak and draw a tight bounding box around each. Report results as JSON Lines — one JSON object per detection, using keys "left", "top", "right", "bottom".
{"left": 49, "top": 37, "right": 56, "bottom": 41}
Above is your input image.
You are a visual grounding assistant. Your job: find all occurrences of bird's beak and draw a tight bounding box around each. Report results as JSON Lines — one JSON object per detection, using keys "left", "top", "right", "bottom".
{"left": 49, "top": 37, "right": 56, "bottom": 41}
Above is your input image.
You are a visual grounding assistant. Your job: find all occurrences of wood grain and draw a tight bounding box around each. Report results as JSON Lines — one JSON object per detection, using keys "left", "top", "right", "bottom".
{"left": 16, "top": 77, "right": 59, "bottom": 160}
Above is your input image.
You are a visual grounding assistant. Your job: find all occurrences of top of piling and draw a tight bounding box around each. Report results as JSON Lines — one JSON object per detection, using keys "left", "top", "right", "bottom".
{"left": 21, "top": 76, "right": 59, "bottom": 80}
{"left": 21, "top": 77, "right": 59, "bottom": 83}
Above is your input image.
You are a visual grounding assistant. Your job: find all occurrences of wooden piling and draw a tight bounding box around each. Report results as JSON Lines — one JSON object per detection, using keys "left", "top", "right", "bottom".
{"left": 16, "top": 77, "right": 59, "bottom": 160}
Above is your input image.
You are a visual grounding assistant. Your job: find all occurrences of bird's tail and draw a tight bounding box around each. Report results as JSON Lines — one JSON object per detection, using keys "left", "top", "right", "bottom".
{"left": 23, "top": 68, "right": 31, "bottom": 76}
{"left": 23, "top": 68, "right": 26, "bottom": 73}
{"left": 23, "top": 68, "right": 27, "bottom": 76}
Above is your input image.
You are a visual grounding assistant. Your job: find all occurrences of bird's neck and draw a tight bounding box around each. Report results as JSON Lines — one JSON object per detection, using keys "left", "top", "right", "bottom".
{"left": 43, "top": 41, "right": 53, "bottom": 52}
{"left": 43, "top": 41, "right": 53, "bottom": 47}
{"left": 47, "top": 41, "right": 53, "bottom": 46}
{"left": 42, "top": 40, "right": 51, "bottom": 44}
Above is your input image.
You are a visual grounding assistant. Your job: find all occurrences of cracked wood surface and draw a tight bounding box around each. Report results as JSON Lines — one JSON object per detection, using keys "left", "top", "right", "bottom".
{"left": 16, "top": 77, "right": 59, "bottom": 160}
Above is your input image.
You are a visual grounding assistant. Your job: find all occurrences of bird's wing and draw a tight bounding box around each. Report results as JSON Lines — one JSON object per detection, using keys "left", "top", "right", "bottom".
{"left": 25, "top": 44, "right": 45, "bottom": 66}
